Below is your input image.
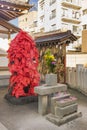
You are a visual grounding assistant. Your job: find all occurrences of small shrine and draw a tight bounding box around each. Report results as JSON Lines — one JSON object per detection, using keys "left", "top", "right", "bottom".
{"left": 35, "top": 30, "right": 77, "bottom": 83}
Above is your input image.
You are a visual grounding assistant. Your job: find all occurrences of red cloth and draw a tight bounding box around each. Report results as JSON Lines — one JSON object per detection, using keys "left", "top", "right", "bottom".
{"left": 7, "top": 30, "right": 40, "bottom": 98}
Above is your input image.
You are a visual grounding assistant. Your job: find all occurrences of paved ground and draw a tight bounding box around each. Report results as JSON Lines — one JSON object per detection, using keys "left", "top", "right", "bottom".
{"left": 0, "top": 87, "right": 87, "bottom": 130}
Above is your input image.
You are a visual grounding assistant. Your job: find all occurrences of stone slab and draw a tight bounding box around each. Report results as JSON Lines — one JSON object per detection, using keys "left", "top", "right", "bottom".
{"left": 51, "top": 93, "right": 71, "bottom": 114}
{"left": 34, "top": 83, "right": 67, "bottom": 95}
{"left": 0, "top": 122, "right": 8, "bottom": 130}
{"left": 46, "top": 112, "right": 82, "bottom": 126}
{"left": 55, "top": 103, "right": 78, "bottom": 118}
{"left": 56, "top": 96, "right": 77, "bottom": 107}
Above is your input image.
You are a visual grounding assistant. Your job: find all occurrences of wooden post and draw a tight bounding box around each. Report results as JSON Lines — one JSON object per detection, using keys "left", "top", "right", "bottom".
{"left": 64, "top": 43, "right": 66, "bottom": 83}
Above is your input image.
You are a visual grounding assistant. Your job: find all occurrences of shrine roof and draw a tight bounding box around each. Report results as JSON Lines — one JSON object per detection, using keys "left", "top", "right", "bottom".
{"left": 35, "top": 30, "right": 77, "bottom": 46}
{"left": 0, "top": 0, "right": 33, "bottom": 21}
{"left": 0, "top": 18, "right": 20, "bottom": 38}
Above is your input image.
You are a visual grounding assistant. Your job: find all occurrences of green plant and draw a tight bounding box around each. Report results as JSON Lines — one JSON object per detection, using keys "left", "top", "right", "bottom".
{"left": 44, "top": 49, "right": 56, "bottom": 73}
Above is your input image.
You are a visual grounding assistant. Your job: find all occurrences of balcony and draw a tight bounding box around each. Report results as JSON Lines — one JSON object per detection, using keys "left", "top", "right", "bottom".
{"left": 61, "top": 0, "right": 81, "bottom": 10}
{"left": 61, "top": 16, "right": 81, "bottom": 24}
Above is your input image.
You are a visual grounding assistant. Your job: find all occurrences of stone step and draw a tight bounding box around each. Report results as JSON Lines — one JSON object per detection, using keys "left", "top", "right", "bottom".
{"left": 46, "top": 112, "right": 82, "bottom": 126}
{"left": 55, "top": 103, "right": 78, "bottom": 118}
{"left": 56, "top": 96, "right": 77, "bottom": 107}
{"left": 51, "top": 93, "right": 71, "bottom": 114}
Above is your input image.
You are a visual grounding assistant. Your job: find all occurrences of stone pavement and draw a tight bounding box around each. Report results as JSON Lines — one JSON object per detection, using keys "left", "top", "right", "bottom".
{"left": 0, "top": 87, "right": 87, "bottom": 130}
{"left": 0, "top": 122, "right": 8, "bottom": 130}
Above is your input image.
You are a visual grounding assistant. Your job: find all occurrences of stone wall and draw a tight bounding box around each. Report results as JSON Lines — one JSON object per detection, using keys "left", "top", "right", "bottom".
{"left": 66, "top": 64, "right": 87, "bottom": 96}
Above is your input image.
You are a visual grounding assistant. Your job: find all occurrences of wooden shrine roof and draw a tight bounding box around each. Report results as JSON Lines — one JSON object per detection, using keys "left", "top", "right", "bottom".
{"left": 35, "top": 30, "right": 77, "bottom": 46}
{"left": 0, "top": 0, "right": 33, "bottom": 21}
{"left": 0, "top": 18, "right": 20, "bottom": 38}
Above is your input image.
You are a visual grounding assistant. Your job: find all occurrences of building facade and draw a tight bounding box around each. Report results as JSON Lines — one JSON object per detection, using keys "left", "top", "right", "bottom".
{"left": 81, "top": 0, "right": 87, "bottom": 30}
{"left": 18, "top": 11, "right": 38, "bottom": 35}
{"left": 38, "top": 0, "right": 82, "bottom": 39}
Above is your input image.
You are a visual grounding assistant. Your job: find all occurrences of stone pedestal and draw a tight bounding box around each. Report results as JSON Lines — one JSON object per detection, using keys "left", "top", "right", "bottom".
{"left": 55, "top": 103, "right": 78, "bottom": 118}
{"left": 34, "top": 83, "right": 67, "bottom": 115}
{"left": 46, "top": 93, "right": 82, "bottom": 126}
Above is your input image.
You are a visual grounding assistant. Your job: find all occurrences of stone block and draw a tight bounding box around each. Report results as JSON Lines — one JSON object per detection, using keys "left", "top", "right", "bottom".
{"left": 56, "top": 96, "right": 77, "bottom": 107}
{"left": 55, "top": 103, "right": 78, "bottom": 118}
{"left": 45, "top": 74, "right": 57, "bottom": 86}
{"left": 51, "top": 93, "right": 71, "bottom": 114}
{"left": 34, "top": 83, "right": 67, "bottom": 95}
{"left": 46, "top": 112, "right": 82, "bottom": 126}
{"left": 38, "top": 95, "right": 48, "bottom": 115}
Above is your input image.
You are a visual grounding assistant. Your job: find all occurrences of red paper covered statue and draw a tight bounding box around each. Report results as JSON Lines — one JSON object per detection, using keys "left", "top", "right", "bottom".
{"left": 7, "top": 30, "right": 40, "bottom": 98}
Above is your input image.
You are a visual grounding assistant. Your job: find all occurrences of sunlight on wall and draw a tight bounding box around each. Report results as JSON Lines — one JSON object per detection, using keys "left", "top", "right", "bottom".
{"left": 0, "top": 38, "right": 9, "bottom": 51}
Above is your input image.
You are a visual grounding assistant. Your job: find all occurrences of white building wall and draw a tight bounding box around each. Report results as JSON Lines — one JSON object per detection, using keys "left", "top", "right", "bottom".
{"left": 44, "top": 0, "right": 51, "bottom": 32}
{"left": 66, "top": 53, "right": 87, "bottom": 67}
{"left": 38, "top": 0, "right": 81, "bottom": 36}
{"left": 56, "top": 0, "right": 62, "bottom": 30}
{"left": 82, "top": 14, "right": 87, "bottom": 25}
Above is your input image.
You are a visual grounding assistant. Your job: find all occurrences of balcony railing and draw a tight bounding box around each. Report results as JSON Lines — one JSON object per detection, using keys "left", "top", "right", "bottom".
{"left": 61, "top": 15, "right": 81, "bottom": 24}
{"left": 61, "top": 0, "right": 81, "bottom": 10}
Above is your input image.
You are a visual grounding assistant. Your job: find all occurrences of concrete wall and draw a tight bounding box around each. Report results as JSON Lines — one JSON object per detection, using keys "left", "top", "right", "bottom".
{"left": 66, "top": 53, "right": 87, "bottom": 67}
{"left": 0, "top": 57, "right": 8, "bottom": 66}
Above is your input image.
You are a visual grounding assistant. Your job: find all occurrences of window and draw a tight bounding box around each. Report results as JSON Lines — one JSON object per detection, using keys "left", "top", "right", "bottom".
{"left": 62, "top": 8, "right": 68, "bottom": 17}
{"left": 62, "top": 23, "right": 68, "bottom": 30}
{"left": 51, "top": 24, "right": 56, "bottom": 30}
{"left": 65, "top": 0, "right": 72, "bottom": 2}
{"left": 39, "top": 0, "right": 44, "bottom": 10}
{"left": 83, "top": 9, "right": 87, "bottom": 15}
{"left": 25, "top": 18, "right": 27, "bottom": 22}
{"left": 73, "top": 26, "right": 79, "bottom": 33}
{"left": 40, "top": 15, "right": 44, "bottom": 22}
{"left": 50, "top": 9, "right": 56, "bottom": 19}
{"left": 83, "top": 24, "right": 87, "bottom": 30}
{"left": 50, "top": 0, "right": 56, "bottom": 5}
{"left": 40, "top": 28, "right": 44, "bottom": 32}
{"left": 33, "top": 21, "right": 37, "bottom": 27}
{"left": 72, "top": 11, "right": 79, "bottom": 19}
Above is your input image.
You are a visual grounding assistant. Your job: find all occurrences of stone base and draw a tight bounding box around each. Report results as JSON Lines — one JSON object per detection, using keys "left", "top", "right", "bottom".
{"left": 55, "top": 103, "right": 78, "bottom": 118}
{"left": 4, "top": 93, "right": 38, "bottom": 105}
{"left": 56, "top": 96, "right": 77, "bottom": 107}
{"left": 46, "top": 112, "right": 82, "bottom": 126}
